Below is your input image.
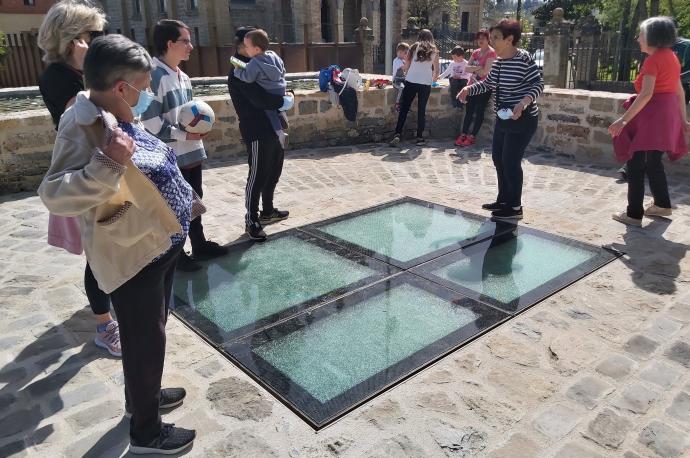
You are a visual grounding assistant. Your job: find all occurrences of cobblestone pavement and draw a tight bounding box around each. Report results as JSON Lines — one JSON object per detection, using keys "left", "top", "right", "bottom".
{"left": 1, "top": 140, "right": 689, "bottom": 457}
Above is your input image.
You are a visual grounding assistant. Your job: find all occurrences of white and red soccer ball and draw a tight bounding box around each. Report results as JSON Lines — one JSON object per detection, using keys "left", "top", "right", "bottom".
{"left": 179, "top": 100, "right": 215, "bottom": 134}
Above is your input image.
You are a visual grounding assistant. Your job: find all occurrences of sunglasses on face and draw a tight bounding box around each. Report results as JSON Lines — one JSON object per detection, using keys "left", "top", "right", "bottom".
{"left": 77, "top": 30, "right": 105, "bottom": 43}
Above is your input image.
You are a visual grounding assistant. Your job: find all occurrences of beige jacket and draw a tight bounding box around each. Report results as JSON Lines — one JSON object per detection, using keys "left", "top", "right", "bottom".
{"left": 38, "top": 92, "right": 188, "bottom": 294}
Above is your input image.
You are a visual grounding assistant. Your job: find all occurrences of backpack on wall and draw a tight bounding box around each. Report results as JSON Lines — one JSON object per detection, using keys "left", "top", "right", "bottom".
{"left": 319, "top": 64, "right": 341, "bottom": 92}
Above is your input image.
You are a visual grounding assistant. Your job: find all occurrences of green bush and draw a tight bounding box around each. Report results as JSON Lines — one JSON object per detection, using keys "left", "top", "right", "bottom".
{"left": 0, "top": 31, "right": 7, "bottom": 67}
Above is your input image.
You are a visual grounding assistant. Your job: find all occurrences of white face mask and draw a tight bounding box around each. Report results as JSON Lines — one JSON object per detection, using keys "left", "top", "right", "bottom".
{"left": 497, "top": 108, "right": 513, "bottom": 120}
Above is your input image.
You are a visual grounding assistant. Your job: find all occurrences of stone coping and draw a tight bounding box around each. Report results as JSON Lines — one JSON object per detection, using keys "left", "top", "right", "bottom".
{"left": 0, "top": 72, "right": 392, "bottom": 99}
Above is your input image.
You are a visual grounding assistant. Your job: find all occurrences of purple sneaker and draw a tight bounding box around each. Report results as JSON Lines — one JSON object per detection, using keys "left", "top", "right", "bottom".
{"left": 95, "top": 321, "right": 122, "bottom": 357}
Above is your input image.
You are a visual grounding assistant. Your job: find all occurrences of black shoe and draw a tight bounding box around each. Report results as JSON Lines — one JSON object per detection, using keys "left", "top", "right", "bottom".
{"left": 260, "top": 209, "right": 289, "bottom": 225}
{"left": 416, "top": 137, "right": 426, "bottom": 145}
{"left": 618, "top": 165, "right": 627, "bottom": 181}
{"left": 125, "top": 387, "right": 187, "bottom": 418}
{"left": 389, "top": 134, "right": 401, "bottom": 147}
{"left": 481, "top": 201, "right": 505, "bottom": 211}
{"left": 245, "top": 222, "right": 267, "bottom": 242}
{"left": 491, "top": 207, "right": 523, "bottom": 220}
{"left": 193, "top": 240, "right": 228, "bottom": 261}
{"left": 129, "top": 423, "right": 196, "bottom": 455}
{"left": 177, "top": 252, "right": 202, "bottom": 272}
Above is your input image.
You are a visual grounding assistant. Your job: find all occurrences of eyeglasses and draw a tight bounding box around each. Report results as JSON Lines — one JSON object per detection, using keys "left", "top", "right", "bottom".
{"left": 176, "top": 38, "right": 193, "bottom": 45}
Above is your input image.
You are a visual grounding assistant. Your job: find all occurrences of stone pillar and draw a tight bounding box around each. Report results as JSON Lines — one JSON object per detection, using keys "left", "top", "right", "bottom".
{"left": 303, "top": 0, "right": 322, "bottom": 43}
{"left": 401, "top": 17, "right": 420, "bottom": 42}
{"left": 355, "top": 17, "right": 374, "bottom": 72}
{"left": 370, "top": 0, "right": 381, "bottom": 45}
{"left": 335, "top": 0, "right": 345, "bottom": 42}
{"left": 212, "top": 0, "right": 233, "bottom": 46}
{"left": 385, "top": 0, "right": 393, "bottom": 74}
{"left": 573, "top": 14, "right": 601, "bottom": 88}
{"left": 543, "top": 8, "right": 571, "bottom": 88}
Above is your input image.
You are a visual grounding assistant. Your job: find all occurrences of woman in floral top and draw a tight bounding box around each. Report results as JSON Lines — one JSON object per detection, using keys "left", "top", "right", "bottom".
{"left": 39, "top": 35, "right": 198, "bottom": 455}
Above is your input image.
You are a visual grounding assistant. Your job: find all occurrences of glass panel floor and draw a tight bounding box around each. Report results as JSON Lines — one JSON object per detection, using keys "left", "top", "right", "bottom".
{"left": 172, "top": 197, "right": 620, "bottom": 429}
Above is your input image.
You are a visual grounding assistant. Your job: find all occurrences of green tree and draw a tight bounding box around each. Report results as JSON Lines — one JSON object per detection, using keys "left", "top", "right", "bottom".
{"left": 532, "top": 0, "right": 601, "bottom": 25}
{"left": 0, "top": 31, "right": 7, "bottom": 66}
{"left": 408, "top": 0, "right": 460, "bottom": 28}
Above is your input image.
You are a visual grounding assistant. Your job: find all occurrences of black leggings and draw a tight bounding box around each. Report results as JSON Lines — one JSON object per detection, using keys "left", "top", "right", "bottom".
{"left": 85, "top": 263, "right": 110, "bottom": 315}
{"left": 463, "top": 90, "right": 492, "bottom": 136}
{"left": 395, "top": 81, "right": 432, "bottom": 138}
{"left": 626, "top": 150, "right": 671, "bottom": 219}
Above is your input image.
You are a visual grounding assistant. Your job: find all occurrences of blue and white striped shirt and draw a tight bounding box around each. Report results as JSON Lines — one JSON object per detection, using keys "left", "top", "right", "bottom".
{"left": 467, "top": 49, "right": 543, "bottom": 117}
{"left": 141, "top": 57, "right": 207, "bottom": 168}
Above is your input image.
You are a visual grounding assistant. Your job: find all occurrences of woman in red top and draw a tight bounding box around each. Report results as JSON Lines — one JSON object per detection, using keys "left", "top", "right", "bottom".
{"left": 456, "top": 30, "right": 497, "bottom": 147}
{"left": 609, "top": 16, "right": 690, "bottom": 227}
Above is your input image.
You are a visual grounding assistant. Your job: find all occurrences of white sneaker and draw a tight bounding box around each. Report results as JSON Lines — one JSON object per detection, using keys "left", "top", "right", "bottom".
{"left": 612, "top": 212, "right": 642, "bottom": 227}
{"left": 644, "top": 204, "right": 672, "bottom": 217}
{"left": 95, "top": 321, "right": 122, "bottom": 357}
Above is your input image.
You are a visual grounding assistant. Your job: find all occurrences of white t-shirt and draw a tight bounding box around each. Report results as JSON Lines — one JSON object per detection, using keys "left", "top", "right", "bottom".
{"left": 405, "top": 47, "right": 436, "bottom": 86}
{"left": 438, "top": 60, "right": 472, "bottom": 81}
{"left": 392, "top": 57, "right": 405, "bottom": 79}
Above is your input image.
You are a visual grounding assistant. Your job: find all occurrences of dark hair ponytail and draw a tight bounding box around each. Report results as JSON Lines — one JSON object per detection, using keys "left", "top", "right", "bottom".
{"left": 414, "top": 29, "right": 437, "bottom": 62}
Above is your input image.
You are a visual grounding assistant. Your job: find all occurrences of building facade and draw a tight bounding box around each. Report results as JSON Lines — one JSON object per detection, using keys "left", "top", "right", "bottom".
{"left": 98, "top": 0, "right": 409, "bottom": 47}
{"left": 0, "top": 0, "right": 55, "bottom": 34}
{"left": 457, "top": 0, "right": 485, "bottom": 33}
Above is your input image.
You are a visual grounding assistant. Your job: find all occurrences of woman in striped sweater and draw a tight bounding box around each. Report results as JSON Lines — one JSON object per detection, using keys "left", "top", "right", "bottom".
{"left": 459, "top": 19, "right": 544, "bottom": 220}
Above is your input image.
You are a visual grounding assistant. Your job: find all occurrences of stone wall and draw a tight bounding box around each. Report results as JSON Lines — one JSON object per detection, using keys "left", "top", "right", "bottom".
{"left": 1, "top": 87, "right": 689, "bottom": 194}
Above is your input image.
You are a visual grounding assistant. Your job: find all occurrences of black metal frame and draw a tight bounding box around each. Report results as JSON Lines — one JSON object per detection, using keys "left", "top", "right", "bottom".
{"left": 172, "top": 229, "right": 399, "bottom": 344}
{"left": 223, "top": 273, "right": 509, "bottom": 429}
{"left": 171, "top": 196, "right": 622, "bottom": 430}
{"left": 411, "top": 224, "right": 621, "bottom": 314}
{"left": 300, "top": 196, "right": 517, "bottom": 270}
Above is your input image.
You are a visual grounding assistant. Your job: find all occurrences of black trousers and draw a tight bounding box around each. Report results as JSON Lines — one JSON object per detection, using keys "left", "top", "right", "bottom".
{"left": 85, "top": 263, "right": 110, "bottom": 315}
{"left": 395, "top": 81, "right": 432, "bottom": 138}
{"left": 463, "top": 90, "right": 492, "bottom": 136}
{"left": 626, "top": 150, "right": 671, "bottom": 219}
{"left": 491, "top": 114, "right": 538, "bottom": 208}
{"left": 449, "top": 78, "right": 467, "bottom": 108}
{"left": 111, "top": 243, "right": 182, "bottom": 445}
{"left": 245, "top": 135, "right": 284, "bottom": 225}
{"left": 180, "top": 165, "right": 206, "bottom": 251}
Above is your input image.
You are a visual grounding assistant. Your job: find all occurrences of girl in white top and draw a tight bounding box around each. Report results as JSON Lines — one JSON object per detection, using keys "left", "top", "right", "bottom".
{"left": 390, "top": 29, "right": 440, "bottom": 146}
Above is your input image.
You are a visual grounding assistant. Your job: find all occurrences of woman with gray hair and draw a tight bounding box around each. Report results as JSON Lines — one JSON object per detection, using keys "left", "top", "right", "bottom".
{"left": 608, "top": 16, "right": 689, "bottom": 227}
{"left": 37, "top": 0, "right": 122, "bottom": 357}
{"left": 38, "top": 34, "right": 198, "bottom": 455}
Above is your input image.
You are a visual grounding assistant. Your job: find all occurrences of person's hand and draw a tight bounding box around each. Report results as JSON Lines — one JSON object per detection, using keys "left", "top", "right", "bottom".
{"left": 608, "top": 118, "right": 627, "bottom": 137}
{"left": 457, "top": 86, "right": 469, "bottom": 103}
{"left": 186, "top": 132, "right": 207, "bottom": 141}
{"left": 279, "top": 94, "right": 294, "bottom": 112}
{"left": 103, "top": 127, "right": 134, "bottom": 165}
{"left": 512, "top": 102, "right": 525, "bottom": 120}
{"left": 684, "top": 120, "right": 690, "bottom": 135}
{"left": 71, "top": 38, "right": 89, "bottom": 70}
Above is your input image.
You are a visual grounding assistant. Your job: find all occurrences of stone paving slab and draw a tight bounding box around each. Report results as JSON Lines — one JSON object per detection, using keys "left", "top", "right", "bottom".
{"left": 0, "top": 140, "right": 689, "bottom": 457}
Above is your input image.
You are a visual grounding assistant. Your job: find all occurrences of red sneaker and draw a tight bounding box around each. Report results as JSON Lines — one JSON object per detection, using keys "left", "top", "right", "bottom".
{"left": 454, "top": 134, "right": 466, "bottom": 146}
{"left": 462, "top": 135, "right": 476, "bottom": 146}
